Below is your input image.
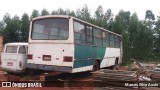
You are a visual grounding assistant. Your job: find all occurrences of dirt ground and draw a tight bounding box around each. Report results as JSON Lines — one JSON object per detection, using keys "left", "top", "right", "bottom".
{"left": 0, "top": 87, "right": 94, "bottom": 90}
{"left": 0, "top": 69, "right": 160, "bottom": 90}
{"left": 0, "top": 69, "right": 94, "bottom": 90}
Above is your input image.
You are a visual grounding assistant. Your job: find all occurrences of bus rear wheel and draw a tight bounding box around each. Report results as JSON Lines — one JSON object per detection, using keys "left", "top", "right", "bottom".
{"left": 93, "top": 61, "right": 100, "bottom": 71}
{"left": 113, "top": 58, "right": 119, "bottom": 70}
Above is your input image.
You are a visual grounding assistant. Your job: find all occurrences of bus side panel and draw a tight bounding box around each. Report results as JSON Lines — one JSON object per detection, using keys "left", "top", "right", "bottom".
{"left": 72, "top": 44, "right": 106, "bottom": 73}
{"left": 100, "top": 48, "right": 121, "bottom": 68}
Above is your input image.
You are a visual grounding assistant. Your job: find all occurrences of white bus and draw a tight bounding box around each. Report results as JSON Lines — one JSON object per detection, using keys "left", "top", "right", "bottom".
{"left": 27, "top": 15, "right": 122, "bottom": 73}
{"left": 1, "top": 43, "right": 28, "bottom": 73}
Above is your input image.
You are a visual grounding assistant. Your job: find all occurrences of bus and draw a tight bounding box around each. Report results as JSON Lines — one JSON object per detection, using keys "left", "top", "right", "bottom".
{"left": 1, "top": 43, "right": 28, "bottom": 73}
{"left": 27, "top": 15, "right": 123, "bottom": 73}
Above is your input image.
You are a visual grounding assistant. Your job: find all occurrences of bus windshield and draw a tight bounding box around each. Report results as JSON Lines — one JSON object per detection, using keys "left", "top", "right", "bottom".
{"left": 31, "top": 18, "right": 69, "bottom": 40}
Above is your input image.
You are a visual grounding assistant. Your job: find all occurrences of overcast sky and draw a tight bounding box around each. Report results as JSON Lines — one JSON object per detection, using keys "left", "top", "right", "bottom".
{"left": 0, "top": 0, "right": 159, "bottom": 20}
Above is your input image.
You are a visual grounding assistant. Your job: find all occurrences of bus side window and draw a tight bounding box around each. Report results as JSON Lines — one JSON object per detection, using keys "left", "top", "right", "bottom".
{"left": 93, "top": 28, "right": 102, "bottom": 46}
{"left": 86, "top": 26, "right": 93, "bottom": 45}
{"left": 102, "top": 31, "right": 109, "bottom": 47}
{"left": 19, "top": 46, "right": 26, "bottom": 54}
{"left": 109, "top": 34, "right": 115, "bottom": 47}
{"left": 74, "top": 21, "right": 86, "bottom": 44}
{"left": 115, "top": 35, "right": 120, "bottom": 48}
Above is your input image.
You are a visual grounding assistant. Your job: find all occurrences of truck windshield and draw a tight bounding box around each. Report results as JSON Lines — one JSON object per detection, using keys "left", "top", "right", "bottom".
{"left": 31, "top": 18, "right": 69, "bottom": 40}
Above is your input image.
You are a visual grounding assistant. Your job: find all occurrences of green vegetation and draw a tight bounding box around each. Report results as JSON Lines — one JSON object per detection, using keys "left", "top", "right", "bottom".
{"left": 0, "top": 5, "right": 160, "bottom": 64}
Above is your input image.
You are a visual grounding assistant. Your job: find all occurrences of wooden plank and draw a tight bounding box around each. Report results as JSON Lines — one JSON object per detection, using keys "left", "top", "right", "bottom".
{"left": 7, "top": 74, "right": 20, "bottom": 81}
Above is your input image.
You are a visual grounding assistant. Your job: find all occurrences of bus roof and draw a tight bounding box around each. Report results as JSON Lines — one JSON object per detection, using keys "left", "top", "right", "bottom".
{"left": 5, "top": 42, "right": 28, "bottom": 46}
{"left": 32, "top": 15, "right": 122, "bottom": 37}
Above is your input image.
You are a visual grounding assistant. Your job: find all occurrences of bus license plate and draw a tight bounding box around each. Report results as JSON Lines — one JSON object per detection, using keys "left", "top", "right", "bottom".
{"left": 7, "top": 62, "right": 13, "bottom": 66}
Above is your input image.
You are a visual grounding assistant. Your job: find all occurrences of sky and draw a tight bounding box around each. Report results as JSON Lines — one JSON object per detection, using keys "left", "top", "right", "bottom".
{"left": 0, "top": 0, "right": 159, "bottom": 20}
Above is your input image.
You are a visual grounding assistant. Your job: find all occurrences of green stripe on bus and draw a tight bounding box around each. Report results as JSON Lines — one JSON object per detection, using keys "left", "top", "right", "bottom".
{"left": 73, "top": 44, "right": 106, "bottom": 68}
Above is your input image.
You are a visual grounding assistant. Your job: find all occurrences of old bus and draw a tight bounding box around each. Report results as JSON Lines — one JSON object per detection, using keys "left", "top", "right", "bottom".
{"left": 27, "top": 15, "right": 122, "bottom": 73}
{"left": 1, "top": 43, "right": 28, "bottom": 73}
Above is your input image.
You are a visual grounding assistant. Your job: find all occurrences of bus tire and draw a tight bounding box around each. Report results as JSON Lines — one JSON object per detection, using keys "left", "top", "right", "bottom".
{"left": 93, "top": 60, "right": 100, "bottom": 71}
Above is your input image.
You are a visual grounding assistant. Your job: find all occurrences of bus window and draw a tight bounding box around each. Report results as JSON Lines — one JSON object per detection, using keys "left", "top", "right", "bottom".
{"left": 19, "top": 46, "right": 26, "bottom": 54}
{"left": 86, "top": 26, "right": 93, "bottom": 45}
{"left": 109, "top": 34, "right": 115, "bottom": 47}
{"left": 59, "top": 29, "right": 69, "bottom": 39}
{"left": 74, "top": 21, "right": 86, "bottom": 44}
{"left": 6, "top": 46, "right": 18, "bottom": 53}
{"left": 115, "top": 35, "right": 120, "bottom": 48}
{"left": 32, "top": 18, "right": 69, "bottom": 40}
{"left": 102, "top": 32, "right": 109, "bottom": 47}
{"left": 93, "top": 28, "right": 102, "bottom": 46}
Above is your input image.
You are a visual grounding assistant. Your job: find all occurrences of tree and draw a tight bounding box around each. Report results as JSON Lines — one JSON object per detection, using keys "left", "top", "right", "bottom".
{"left": 51, "top": 8, "right": 76, "bottom": 17}
{"left": 128, "top": 13, "right": 139, "bottom": 58}
{"left": 51, "top": 8, "right": 66, "bottom": 15}
{"left": 3, "top": 13, "right": 12, "bottom": 43}
{"left": 41, "top": 8, "right": 49, "bottom": 16}
{"left": 112, "top": 10, "right": 130, "bottom": 35}
{"left": 3, "top": 15, "right": 21, "bottom": 43}
{"left": 51, "top": 10, "right": 57, "bottom": 15}
{"left": 76, "top": 4, "right": 91, "bottom": 22}
{"left": 65, "top": 9, "right": 76, "bottom": 17}
{"left": 57, "top": 8, "right": 66, "bottom": 15}
{"left": 0, "top": 20, "right": 5, "bottom": 34}
{"left": 134, "top": 21, "right": 153, "bottom": 60}
{"left": 11, "top": 15, "right": 21, "bottom": 42}
{"left": 128, "top": 13, "right": 138, "bottom": 48}
{"left": 144, "top": 10, "right": 155, "bottom": 59}
{"left": 20, "top": 13, "right": 30, "bottom": 42}
{"left": 93, "top": 6, "right": 113, "bottom": 30}
{"left": 154, "top": 16, "right": 160, "bottom": 59}
{"left": 145, "top": 10, "right": 155, "bottom": 20}
{"left": 144, "top": 10, "right": 155, "bottom": 31}
{"left": 94, "top": 5, "right": 104, "bottom": 27}
{"left": 103, "top": 9, "right": 113, "bottom": 30}
{"left": 3, "top": 13, "right": 11, "bottom": 23}
{"left": 31, "top": 9, "right": 39, "bottom": 19}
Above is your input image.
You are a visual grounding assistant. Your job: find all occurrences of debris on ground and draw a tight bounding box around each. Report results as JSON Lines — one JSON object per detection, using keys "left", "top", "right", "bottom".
{"left": 115, "top": 66, "right": 129, "bottom": 71}
{"left": 92, "top": 69, "right": 139, "bottom": 90}
{"left": 92, "top": 59, "right": 160, "bottom": 90}
{"left": 130, "top": 58, "right": 160, "bottom": 81}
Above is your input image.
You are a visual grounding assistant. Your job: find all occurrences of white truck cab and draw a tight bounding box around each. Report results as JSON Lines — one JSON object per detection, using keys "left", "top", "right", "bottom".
{"left": 0, "top": 42, "right": 28, "bottom": 73}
